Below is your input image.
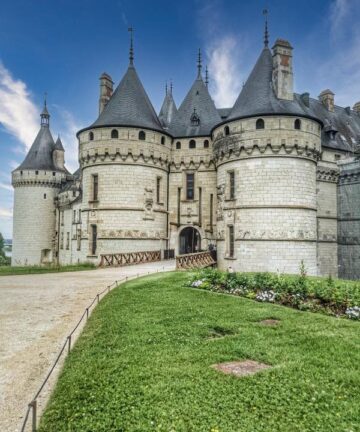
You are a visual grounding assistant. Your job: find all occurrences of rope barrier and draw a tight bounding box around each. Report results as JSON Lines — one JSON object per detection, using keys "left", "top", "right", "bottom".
{"left": 20, "top": 268, "right": 165, "bottom": 432}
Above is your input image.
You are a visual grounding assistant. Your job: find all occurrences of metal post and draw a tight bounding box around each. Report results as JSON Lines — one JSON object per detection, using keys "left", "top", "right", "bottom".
{"left": 68, "top": 335, "right": 71, "bottom": 354}
{"left": 30, "top": 400, "right": 37, "bottom": 432}
{"left": 86, "top": 308, "right": 89, "bottom": 319}
{"left": 97, "top": 294, "right": 100, "bottom": 304}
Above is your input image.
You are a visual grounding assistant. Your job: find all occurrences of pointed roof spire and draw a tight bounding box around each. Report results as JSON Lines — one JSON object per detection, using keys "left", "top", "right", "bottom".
{"left": 41, "top": 92, "right": 50, "bottom": 127}
{"left": 263, "top": 9, "right": 269, "bottom": 47}
{"left": 197, "top": 48, "right": 202, "bottom": 78}
{"left": 55, "top": 134, "right": 65, "bottom": 151}
{"left": 165, "top": 81, "right": 168, "bottom": 95}
{"left": 159, "top": 81, "right": 178, "bottom": 129}
{"left": 205, "top": 66, "right": 209, "bottom": 87}
{"left": 170, "top": 80, "right": 173, "bottom": 95}
{"left": 128, "top": 27, "right": 134, "bottom": 65}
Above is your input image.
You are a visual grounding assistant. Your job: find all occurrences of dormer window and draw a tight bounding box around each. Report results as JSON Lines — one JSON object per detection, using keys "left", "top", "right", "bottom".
{"left": 139, "top": 130, "right": 146, "bottom": 140}
{"left": 294, "top": 119, "right": 301, "bottom": 130}
{"left": 256, "top": 119, "right": 265, "bottom": 129}
{"left": 111, "top": 129, "right": 118, "bottom": 139}
{"left": 89, "top": 131, "right": 94, "bottom": 141}
{"left": 190, "top": 109, "right": 200, "bottom": 126}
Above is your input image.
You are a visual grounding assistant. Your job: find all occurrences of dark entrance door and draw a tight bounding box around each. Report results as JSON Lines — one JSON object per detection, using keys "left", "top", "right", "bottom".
{"left": 179, "top": 227, "right": 201, "bottom": 254}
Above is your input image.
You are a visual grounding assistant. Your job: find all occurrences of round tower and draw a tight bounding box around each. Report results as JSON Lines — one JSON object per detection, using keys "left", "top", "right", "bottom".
{"left": 212, "top": 42, "right": 321, "bottom": 275}
{"left": 11, "top": 103, "right": 67, "bottom": 266}
{"left": 76, "top": 36, "right": 171, "bottom": 263}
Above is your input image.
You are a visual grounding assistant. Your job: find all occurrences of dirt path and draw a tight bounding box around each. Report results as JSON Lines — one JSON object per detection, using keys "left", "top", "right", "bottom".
{"left": 0, "top": 261, "right": 175, "bottom": 432}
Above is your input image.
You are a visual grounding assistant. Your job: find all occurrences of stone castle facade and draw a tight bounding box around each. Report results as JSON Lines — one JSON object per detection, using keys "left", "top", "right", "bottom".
{"left": 11, "top": 32, "right": 360, "bottom": 279}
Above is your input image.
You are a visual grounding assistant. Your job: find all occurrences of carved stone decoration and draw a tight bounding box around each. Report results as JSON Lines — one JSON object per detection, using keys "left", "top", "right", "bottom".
{"left": 216, "top": 184, "right": 225, "bottom": 221}
{"left": 316, "top": 167, "right": 340, "bottom": 183}
{"left": 143, "top": 187, "right": 154, "bottom": 220}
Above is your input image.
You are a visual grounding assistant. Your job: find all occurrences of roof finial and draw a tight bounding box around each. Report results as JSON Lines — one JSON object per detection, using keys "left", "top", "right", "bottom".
{"left": 170, "top": 79, "right": 173, "bottom": 95}
{"left": 128, "top": 27, "right": 134, "bottom": 65}
{"left": 197, "top": 48, "right": 202, "bottom": 78}
{"left": 263, "top": 9, "right": 269, "bottom": 47}
{"left": 44, "top": 91, "right": 47, "bottom": 107}
{"left": 205, "top": 65, "right": 209, "bottom": 87}
{"left": 165, "top": 81, "right": 168, "bottom": 95}
{"left": 41, "top": 92, "right": 50, "bottom": 126}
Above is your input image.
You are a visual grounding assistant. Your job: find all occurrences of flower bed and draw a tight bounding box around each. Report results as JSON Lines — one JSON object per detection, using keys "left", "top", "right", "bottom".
{"left": 189, "top": 267, "right": 360, "bottom": 320}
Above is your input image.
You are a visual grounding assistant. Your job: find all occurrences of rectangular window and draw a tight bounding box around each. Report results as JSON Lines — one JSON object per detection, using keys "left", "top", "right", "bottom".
{"left": 91, "top": 224, "right": 97, "bottom": 255}
{"left": 156, "top": 177, "right": 161, "bottom": 203}
{"left": 229, "top": 171, "right": 235, "bottom": 199}
{"left": 92, "top": 174, "right": 98, "bottom": 201}
{"left": 60, "top": 232, "right": 64, "bottom": 249}
{"left": 77, "top": 229, "right": 81, "bottom": 251}
{"left": 228, "top": 225, "right": 235, "bottom": 258}
{"left": 186, "top": 173, "right": 195, "bottom": 200}
{"left": 61, "top": 211, "right": 64, "bottom": 226}
{"left": 73, "top": 210, "right": 76, "bottom": 223}
{"left": 66, "top": 232, "right": 70, "bottom": 250}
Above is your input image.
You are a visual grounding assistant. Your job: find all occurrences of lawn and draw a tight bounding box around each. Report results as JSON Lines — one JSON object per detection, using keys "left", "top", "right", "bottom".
{"left": 40, "top": 272, "right": 360, "bottom": 432}
{"left": 0, "top": 263, "right": 95, "bottom": 276}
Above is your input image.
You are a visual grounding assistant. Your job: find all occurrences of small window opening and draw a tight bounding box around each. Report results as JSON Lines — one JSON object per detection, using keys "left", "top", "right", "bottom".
{"left": 176, "top": 141, "right": 181, "bottom": 149}
{"left": 111, "top": 129, "right": 118, "bottom": 139}
{"left": 204, "top": 139, "right": 209, "bottom": 148}
{"left": 294, "top": 119, "right": 301, "bottom": 130}
{"left": 229, "top": 171, "right": 235, "bottom": 199}
{"left": 139, "top": 130, "right": 146, "bottom": 140}
{"left": 35, "top": 170, "right": 39, "bottom": 175}
{"left": 228, "top": 225, "right": 235, "bottom": 258}
{"left": 256, "top": 118, "right": 265, "bottom": 129}
{"left": 44, "top": 193, "right": 47, "bottom": 199}
{"left": 189, "top": 139, "right": 196, "bottom": 149}
{"left": 89, "top": 131, "right": 94, "bottom": 141}
{"left": 156, "top": 177, "right": 162, "bottom": 203}
{"left": 161, "top": 136, "right": 165, "bottom": 145}
{"left": 92, "top": 174, "right": 98, "bottom": 201}
{"left": 186, "top": 173, "right": 195, "bottom": 200}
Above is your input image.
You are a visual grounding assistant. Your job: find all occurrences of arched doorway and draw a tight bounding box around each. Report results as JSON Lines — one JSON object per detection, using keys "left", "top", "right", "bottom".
{"left": 179, "top": 227, "right": 201, "bottom": 254}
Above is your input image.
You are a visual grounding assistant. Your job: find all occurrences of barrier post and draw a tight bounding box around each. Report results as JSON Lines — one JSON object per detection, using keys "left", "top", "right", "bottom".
{"left": 68, "top": 335, "right": 71, "bottom": 354}
{"left": 30, "top": 400, "right": 37, "bottom": 432}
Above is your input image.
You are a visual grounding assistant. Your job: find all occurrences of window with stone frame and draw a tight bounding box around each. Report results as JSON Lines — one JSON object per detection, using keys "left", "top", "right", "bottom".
{"left": 60, "top": 231, "right": 64, "bottom": 249}
{"left": 156, "top": 176, "right": 162, "bottom": 204}
{"left": 228, "top": 225, "right": 235, "bottom": 258}
{"left": 77, "top": 229, "right": 81, "bottom": 251}
{"left": 92, "top": 174, "right": 99, "bottom": 201}
{"left": 61, "top": 210, "right": 64, "bottom": 226}
{"left": 66, "top": 232, "right": 70, "bottom": 250}
{"left": 228, "top": 170, "right": 235, "bottom": 199}
{"left": 256, "top": 118, "right": 265, "bottom": 129}
{"left": 186, "top": 173, "right": 195, "bottom": 200}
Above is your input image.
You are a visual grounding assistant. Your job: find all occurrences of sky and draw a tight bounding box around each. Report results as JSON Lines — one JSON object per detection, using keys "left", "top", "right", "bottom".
{"left": 1, "top": 0, "right": 360, "bottom": 239}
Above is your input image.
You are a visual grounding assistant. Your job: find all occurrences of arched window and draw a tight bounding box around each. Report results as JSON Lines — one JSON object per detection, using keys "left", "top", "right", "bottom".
{"left": 224, "top": 126, "right": 230, "bottom": 136}
{"left": 294, "top": 119, "right": 301, "bottom": 130}
{"left": 204, "top": 139, "right": 209, "bottom": 148}
{"left": 161, "top": 136, "right": 165, "bottom": 145}
{"left": 139, "top": 130, "right": 146, "bottom": 140}
{"left": 111, "top": 129, "right": 118, "bottom": 139}
{"left": 176, "top": 141, "right": 181, "bottom": 149}
{"left": 189, "top": 139, "right": 196, "bottom": 149}
{"left": 89, "top": 131, "right": 94, "bottom": 141}
{"left": 256, "top": 118, "right": 265, "bottom": 129}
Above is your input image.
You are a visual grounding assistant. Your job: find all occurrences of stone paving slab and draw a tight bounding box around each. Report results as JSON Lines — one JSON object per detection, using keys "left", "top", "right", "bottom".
{"left": 0, "top": 261, "right": 175, "bottom": 432}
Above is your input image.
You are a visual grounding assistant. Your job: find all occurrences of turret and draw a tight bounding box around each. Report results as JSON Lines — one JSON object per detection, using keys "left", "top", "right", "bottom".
{"left": 11, "top": 100, "right": 67, "bottom": 266}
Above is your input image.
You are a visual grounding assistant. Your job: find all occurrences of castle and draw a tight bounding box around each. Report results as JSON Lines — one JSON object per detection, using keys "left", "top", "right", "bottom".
{"left": 11, "top": 27, "right": 360, "bottom": 279}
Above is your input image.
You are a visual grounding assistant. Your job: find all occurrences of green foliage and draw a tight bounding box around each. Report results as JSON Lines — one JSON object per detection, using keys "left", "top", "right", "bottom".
{"left": 0, "top": 263, "right": 96, "bottom": 276}
{"left": 0, "top": 255, "right": 11, "bottom": 266}
{"left": 39, "top": 273, "right": 360, "bottom": 432}
{"left": 0, "top": 232, "right": 5, "bottom": 258}
{"left": 189, "top": 268, "right": 360, "bottom": 319}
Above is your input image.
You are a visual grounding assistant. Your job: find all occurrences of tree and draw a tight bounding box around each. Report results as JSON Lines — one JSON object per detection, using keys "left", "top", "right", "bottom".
{"left": 0, "top": 232, "right": 5, "bottom": 258}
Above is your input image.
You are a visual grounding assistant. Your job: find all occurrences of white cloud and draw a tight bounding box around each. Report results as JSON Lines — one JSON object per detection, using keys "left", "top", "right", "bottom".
{"left": 0, "top": 207, "right": 12, "bottom": 218}
{"left": 207, "top": 36, "right": 242, "bottom": 108}
{"left": 0, "top": 62, "right": 39, "bottom": 151}
{"left": 0, "top": 182, "right": 12, "bottom": 191}
{"left": 330, "top": 0, "right": 350, "bottom": 37}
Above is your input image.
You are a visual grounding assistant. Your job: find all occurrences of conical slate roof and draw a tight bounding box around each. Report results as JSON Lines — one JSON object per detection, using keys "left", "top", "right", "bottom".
{"left": 169, "top": 75, "right": 221, "bottom": 137}
{"left": 228, "top": 47, "right": 305, "bottom": 120}
{"left": 91, "top": 64, "right": 164, "bottom": 132}
{"left": 54, "top": 135, "right": 65, "bottom": 151}
{"left": 159, "top": 87, "right": 177, "bottom": 128}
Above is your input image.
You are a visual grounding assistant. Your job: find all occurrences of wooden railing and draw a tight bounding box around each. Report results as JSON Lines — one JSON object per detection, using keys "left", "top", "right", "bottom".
{"left": 100, "top": 250, "right": 161, "bottom": 267}
{"left": 176, "top": 251, "right": 216, "bottom": 270}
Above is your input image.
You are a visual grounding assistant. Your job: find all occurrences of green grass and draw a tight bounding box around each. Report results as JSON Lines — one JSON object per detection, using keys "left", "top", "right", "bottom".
{"left": 0, "top": 262, "right": 95, "bottom": 276}
{"left": 39, "top": 272, "right": 360, "bottom": 432}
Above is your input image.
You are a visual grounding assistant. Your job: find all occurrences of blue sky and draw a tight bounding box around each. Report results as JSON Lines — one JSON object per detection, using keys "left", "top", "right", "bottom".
{"left": 1, "top": 0, "right": 360, "bottom": 239}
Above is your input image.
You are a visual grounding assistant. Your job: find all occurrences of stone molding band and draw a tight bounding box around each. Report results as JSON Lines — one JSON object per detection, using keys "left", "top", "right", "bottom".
{"left": 317, "top": 167, "right": 339, "bottom": 183}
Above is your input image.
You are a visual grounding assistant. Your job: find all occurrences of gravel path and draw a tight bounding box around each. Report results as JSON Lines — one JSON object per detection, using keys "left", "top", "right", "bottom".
{"left": 0, "top": 261, "right": 175, "bottom": 432}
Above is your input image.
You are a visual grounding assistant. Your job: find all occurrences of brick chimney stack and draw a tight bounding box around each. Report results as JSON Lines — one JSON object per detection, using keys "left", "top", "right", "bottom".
{"left": 319, "top": 89, "right": 335, "bottom": 112}
{"left": 272, "top": 39, "right": 294, "bottom": 101}
{"left": 99, "top": 73, "right": 114, "bottom": 114}
{"left": 353, "top": 101, "right": 360, "bottom": 114}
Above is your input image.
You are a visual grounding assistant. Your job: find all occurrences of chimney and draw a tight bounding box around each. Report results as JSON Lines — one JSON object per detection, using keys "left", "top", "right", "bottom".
{"left": 319, "top": 89, "right": 335, "bottom": 112}
{"left": 353, "top": 101, "right": 360, "bottom": 114}
{"left": 99, "top": 72, "right": 113, "bottom": 114}
{"left": 272, "top": 39, "right": 293, "bottom": 101}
